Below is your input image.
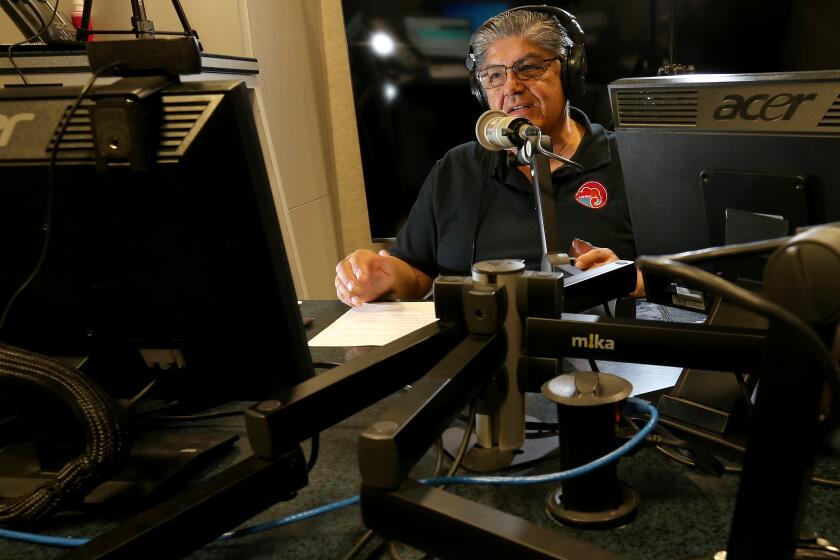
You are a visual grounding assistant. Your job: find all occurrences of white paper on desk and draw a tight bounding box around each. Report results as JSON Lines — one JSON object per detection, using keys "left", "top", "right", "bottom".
{"left": 307, "top": 302, "right": 438, "bottom": 347}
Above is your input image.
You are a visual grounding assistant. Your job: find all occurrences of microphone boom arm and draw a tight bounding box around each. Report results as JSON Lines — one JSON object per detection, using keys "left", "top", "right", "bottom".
{"left": 527, "top": 128, "right": 583, "bottom": 172}
{"left": 519, "top": 134, "right": 574, "bottom": 272}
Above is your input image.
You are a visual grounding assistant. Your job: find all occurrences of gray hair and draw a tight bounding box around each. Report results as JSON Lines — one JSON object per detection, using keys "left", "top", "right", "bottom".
{"left": 470, "top": 10, "right": 572, "bottom": 71}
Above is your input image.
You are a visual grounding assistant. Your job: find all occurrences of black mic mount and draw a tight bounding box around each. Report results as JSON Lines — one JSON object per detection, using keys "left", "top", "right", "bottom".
{"left": 500, "top": 116, "right": 536, "bottom": 148}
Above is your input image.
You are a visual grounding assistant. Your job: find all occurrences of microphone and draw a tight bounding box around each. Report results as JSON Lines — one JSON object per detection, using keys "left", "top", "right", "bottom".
{"left": 475, "top": 109, "right": 539, "bottom": 151}
{"left": 474, "top": 109, "right": 585, "bottom": 172}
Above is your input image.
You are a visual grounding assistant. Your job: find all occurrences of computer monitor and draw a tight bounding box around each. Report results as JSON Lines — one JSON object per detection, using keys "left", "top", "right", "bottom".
{"left": 0, "top": 78, "right": 317, "bottom": 518}
{"left": 608, "top": 70, "right": 840, "bottom": 449}
{"left": 0, "top": 79, "right": 314, "bottom": 403}
{"left": 609, "top": 69, "right": 840, "bottom": 259}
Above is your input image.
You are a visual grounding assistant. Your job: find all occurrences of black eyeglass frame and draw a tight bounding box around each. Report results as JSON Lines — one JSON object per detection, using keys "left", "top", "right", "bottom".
{"left": 476, "top": 56, "right": 562, "bottom": 89}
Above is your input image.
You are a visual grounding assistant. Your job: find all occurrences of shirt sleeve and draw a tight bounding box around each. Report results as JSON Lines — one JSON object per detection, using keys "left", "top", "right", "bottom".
{"left": 388, "top": 161, "right": 442, "bottom": 279}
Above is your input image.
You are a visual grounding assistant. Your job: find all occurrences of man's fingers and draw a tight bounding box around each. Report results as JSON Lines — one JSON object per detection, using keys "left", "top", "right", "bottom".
{"left": 346, "top": 253, "right": 365, "bottom": 280}
{"left": 334, "top": 249, "right": 397, "bottom": 304}
{"left": 569, "top": 238, "right": 596, "bottom": 258}
{"left": 336, "top": 254, "right": 372, "bottom": 300}
{"left": 631, "top": 268, "right": 646, "bottom": 299}
{"left": 335, "top": 259, "right": 361, "bottom": 304}
{"left": 335, "top": 276, "right": 362, "bottom": 307}
{"left": 336, "top": 251, "right": 385, "bottom": 304}
{"left": 335, "top": 275, "right": 351, "bottom": 306}
{"left": 335, "top": 258, "right": 356, "bottom": 291}
{"left": 575, "top": 247, "right": 618, "bottom": 270}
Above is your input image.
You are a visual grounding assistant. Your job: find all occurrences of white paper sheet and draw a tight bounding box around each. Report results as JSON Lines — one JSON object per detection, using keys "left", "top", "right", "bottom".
{"left": 307, "top": 302, "right": 438, "bottom": 347}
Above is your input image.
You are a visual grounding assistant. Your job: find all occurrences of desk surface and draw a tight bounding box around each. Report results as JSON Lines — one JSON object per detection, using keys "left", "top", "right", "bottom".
{"left": 1, "top": 300, "right": 838, "bottom": 560}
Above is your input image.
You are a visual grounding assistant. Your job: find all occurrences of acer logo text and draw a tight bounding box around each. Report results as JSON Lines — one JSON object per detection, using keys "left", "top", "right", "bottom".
{"left": 571, "top": 334, "right": 615, "bottom": 351}
{"left": 0, "top": 113, "right": 35, "bottom": 148}
{"left": 713, "top": 93, "right": 817, "bottom": 121}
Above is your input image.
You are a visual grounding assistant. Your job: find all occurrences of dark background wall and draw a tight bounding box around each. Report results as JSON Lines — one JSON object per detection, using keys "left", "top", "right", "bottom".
{"left": 341, "top": 0, "right": 840, "bottom": 240}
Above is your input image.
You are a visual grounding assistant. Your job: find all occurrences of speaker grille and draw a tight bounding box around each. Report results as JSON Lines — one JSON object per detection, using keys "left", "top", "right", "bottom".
{"left": 48, "top": 98, "right": 211, "bottom": 160}
{"left": 614, "top": 89, "right": 699, "bottom": 127}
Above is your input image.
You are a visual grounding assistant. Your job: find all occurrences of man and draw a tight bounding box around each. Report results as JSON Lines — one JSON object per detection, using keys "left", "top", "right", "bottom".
{"left": 335, "top": 6, "right": 641, "bottom": 307}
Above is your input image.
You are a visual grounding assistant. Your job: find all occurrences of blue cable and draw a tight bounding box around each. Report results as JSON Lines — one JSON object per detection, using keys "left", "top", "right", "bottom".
{"left": 0, "top": 398, "right": 657, "bottom": 548}
{"left": 420, "top": 397, "right": 658, "bottom": 486}
{"left": 216, "top": 496, "right": 360, "bottom": 541}
{"left": 0, "top": 496, "right": 361, "bottom": 549}
{"left": 0, "top": 528, "right": 89, "bottom": 548}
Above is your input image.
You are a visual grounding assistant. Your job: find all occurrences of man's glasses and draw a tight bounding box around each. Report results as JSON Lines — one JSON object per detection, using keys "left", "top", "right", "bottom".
{"left": 477, "top": 56, "right": 561, "bottom": 89}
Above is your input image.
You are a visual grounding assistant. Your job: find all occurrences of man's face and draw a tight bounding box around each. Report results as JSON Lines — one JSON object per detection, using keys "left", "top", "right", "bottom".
{"left": 481, "top": 36, "right": 567, "bottom": 139}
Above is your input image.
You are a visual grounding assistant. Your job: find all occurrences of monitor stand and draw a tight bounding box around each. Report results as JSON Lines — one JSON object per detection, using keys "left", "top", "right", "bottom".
{"left": 441, "top": 415, "right": 560, "bottom": 473}
{"left": 0, "top": 428, "right": 238, "bottom": 510}
{"left": 656, "top": 295, "right": 768, "bottom": 460}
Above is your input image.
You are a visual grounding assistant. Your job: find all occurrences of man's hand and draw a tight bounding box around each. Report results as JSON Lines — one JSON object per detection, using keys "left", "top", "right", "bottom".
{"left": 570, "top": 238, "right": 645, "bottom": 298}
{"left": 335, "top": 249, "right": 396, "bottom": 307}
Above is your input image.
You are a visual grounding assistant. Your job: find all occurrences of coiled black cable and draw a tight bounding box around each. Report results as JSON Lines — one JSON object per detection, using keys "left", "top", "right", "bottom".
{"left": 0, "top": 344, "right": 131, "bottom": 525}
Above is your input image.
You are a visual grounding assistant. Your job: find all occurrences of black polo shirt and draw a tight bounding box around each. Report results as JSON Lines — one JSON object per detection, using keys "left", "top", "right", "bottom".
{"left": 390, "top": 109, "right": 637, "bottom": 278}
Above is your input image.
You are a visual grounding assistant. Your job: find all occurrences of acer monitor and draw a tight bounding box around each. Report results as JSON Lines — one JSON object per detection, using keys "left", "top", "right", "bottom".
{"left": 609, "top": 69, "right": 840, "bottom": 262}
{"left": 608, "top": 69, "right": 840, "bottom": 452}
{"left": 0, "top": 79, "right": 314, "bottom": 403}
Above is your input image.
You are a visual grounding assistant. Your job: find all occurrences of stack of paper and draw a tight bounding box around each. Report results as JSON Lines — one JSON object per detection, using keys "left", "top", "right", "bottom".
{"left": 308, "top": 302, "right": 438, "bottom": 347}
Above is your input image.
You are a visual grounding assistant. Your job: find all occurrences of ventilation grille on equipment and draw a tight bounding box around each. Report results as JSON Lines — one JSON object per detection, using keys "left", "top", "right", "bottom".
{"left": 49, "top": 101, "right": 95, "bottom": 156}
{"left": 47, "top": 98, "right": 211, "bottom": 160}
{"left": 614, "top": 89, "right": 699, "bottom": 127}
{"left": 818, "top": 94, "right": 840, "bottom": 128}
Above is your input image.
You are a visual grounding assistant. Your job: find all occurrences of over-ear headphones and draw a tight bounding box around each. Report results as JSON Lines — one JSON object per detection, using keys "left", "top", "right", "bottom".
{"left": 465, "top": 5, "right": 587, "bottom": 109}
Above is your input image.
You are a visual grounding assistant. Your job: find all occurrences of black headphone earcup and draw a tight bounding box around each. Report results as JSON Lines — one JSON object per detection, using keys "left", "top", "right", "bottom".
{"left": 469, "top": 72, "right": 489, "bottom": 109}
{"left": 564, "top": 44, "right": 587, "bottom": 101}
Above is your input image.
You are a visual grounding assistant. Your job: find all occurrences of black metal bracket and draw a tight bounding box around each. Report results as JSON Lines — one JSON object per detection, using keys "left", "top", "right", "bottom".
{"left": 725, "top": 319, "right": 830, "bottom": 559}
{"left": 525, "top": 313, "right": 766, "bottom": 371}
{"left": 245, "top": 321, "right": 467, "bottom": 459}
{"left": 59, "top": 449, "right": 309, "bottom": 560}
{"left": 85, "top": 76, "right": 173, "bottom": 172}
{"left": 362, "top": 482, "right": 624, "bottom": 560}
{"left": 359, "top": 331, "right": 505, "bottom": 489}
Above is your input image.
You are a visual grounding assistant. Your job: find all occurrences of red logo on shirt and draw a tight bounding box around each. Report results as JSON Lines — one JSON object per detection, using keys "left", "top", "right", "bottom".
{"left": 574, "top": 181, "right": 608, "bottom": 209}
